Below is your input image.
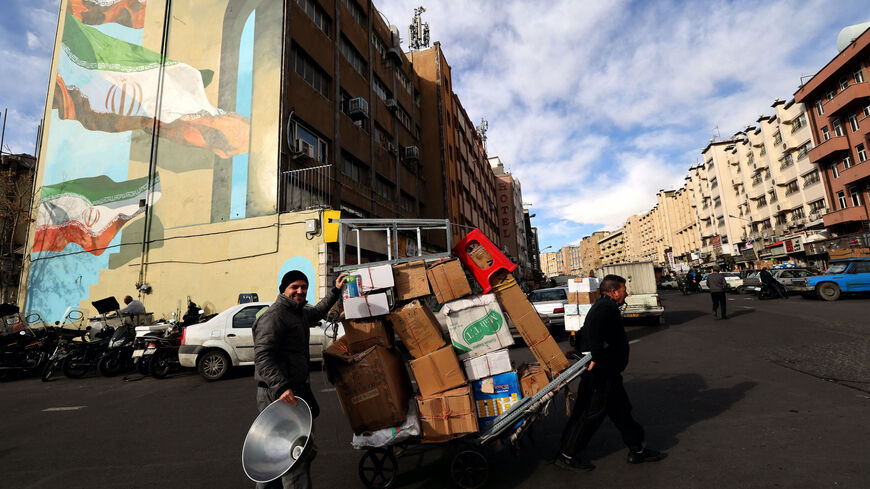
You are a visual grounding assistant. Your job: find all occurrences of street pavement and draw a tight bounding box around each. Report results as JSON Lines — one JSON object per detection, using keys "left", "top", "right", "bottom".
{"left": 1, "top": 290, "right": 868, "bottom": 489}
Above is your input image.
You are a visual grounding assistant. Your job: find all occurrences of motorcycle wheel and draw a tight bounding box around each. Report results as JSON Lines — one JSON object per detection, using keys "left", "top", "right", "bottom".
{"left": 62, "top": 355, "right": 88, "bottom": 378}
{"left": 149, "top": 351, "right": 172, "bottom": 379}
{"left": 97, "top": 354, "right": 122, "bottom": 377}
{"left": 137, "top": 356, "right": 151, "bottom": 375}
{"left": 24, "top": 350, "right": 47, "bottom": 373}
{"left": 41, "top": 359, "right": 59, "bottom": 382}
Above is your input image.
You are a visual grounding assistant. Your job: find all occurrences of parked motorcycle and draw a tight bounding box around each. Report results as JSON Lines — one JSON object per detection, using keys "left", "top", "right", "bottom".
{"left": 62, "top": 326, "right": 114, "bottom": 378}
{"left": 41, "top": 309, "right": 90, "bottom": 382}
{"left": 0, "top": 305, "right": 52, "bottom": 380}
{"left": 147, "top": 298, "right": 206, "bottom": 379}
{"left": 89, "top": 297, "right": 138, "bottom": 377}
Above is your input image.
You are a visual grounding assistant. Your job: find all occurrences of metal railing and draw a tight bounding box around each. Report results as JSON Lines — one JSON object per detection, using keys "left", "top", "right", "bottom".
{"left": 279, "top": 164, "right": 333, "bottom": 212}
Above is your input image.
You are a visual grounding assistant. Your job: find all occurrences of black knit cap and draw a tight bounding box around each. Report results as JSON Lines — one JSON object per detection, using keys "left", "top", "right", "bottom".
{"left": 279, "top": 270, "right": 309, "bottom": 293}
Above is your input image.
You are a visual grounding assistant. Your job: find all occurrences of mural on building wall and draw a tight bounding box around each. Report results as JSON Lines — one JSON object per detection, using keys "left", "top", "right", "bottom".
{"left": 27, "top": 0, "right": 282, "bottom": 322}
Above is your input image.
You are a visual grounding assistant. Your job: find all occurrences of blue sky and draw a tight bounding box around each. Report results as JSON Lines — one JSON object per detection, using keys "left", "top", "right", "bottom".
{"left": 3, "top": 0, "right": 870, "bottom": 252}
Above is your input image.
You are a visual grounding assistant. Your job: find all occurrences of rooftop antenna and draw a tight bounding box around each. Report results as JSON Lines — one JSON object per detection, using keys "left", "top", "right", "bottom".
{"left": 713, "top": 124, "right": 720, "bottom": 141}
{"left": 476, "top": 117, "right": 489, "bottom": 152}
{"left": 409, "top": 6, "right": 430, "bottom": 50}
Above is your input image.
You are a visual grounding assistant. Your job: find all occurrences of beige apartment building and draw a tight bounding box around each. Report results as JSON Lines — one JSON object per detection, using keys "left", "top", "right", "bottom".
{"left": 559, "top": 245, "right": 582, "bottom": 276}
{"left": 540, "top": 250, "right": 562, "bottom": 277}
{"left": 671, "top": 186, "right": 703, "bottom": 263}
{"left": 579, "top": 231, "right": 610, "bottom": 276}
{"left": 598, "top": 229, "right": 625, "bottom": 265}
{"left": 620, "top": 189, "right": 695, "bottom": 268}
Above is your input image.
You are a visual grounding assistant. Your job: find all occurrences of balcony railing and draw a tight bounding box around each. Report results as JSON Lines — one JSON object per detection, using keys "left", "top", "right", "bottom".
{"left": 807, "top": 137, "right": 849, "bottom": 163}
{"left": 823, "top": 81, "right": 870, "bottom": 118}
{"left": 279, "top": 164, "right": 333, "bottom": 213}
{"left": 823, "top": 205, "right": 870, "bottom": 227}
{"left": 838, "top": 160, "right": 870, "bottom": 186}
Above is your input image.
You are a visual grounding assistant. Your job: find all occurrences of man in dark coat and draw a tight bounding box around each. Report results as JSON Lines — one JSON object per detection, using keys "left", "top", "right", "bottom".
{"left": 706, "top": 266, "right": 729, "bottom": 319}
{"left": 556, "top": 274, "right": 664, "bottom": 472}
{"left": 759, "top": 267, "right": 786, "bottom": 299}
{"left": 252, "top": 269, "right": 345, "bottom": 489}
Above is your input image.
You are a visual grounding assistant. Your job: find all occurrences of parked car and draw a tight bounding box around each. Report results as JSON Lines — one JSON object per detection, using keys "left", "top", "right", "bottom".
{"left": 179, "top": 302, "right": 344, "bottom": 381}
{"left": 528, "top": 287, "right": 568, "bottom": 329}
{"left": 699, "top": 272, "right": 743, "bottom": 292}
{"left": 802, "top": 258, "right": 870, "bottom": 301}
{"left": 658, "top": 277, "right": 679, "bottom": 290}
{"left": 750, "top": 268, "right": 816, "bottom": 296}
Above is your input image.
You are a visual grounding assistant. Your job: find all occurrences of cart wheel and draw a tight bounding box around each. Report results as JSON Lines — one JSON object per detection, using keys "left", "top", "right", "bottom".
{"left": 358, "top": 447, "right": 397, "bottom": 489}
{"left": 451, "top": 449, "right": 488, "bottom": 489}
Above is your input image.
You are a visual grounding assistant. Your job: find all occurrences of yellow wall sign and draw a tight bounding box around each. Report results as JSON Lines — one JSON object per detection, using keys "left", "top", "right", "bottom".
{"left": 324, "top": 210, "right": 341, "bottom": 243}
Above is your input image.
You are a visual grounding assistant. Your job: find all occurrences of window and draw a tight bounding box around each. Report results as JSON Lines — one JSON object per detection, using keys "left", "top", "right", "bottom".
{"left": 342, "top": 152, "right": 368, "bottom": 182}
{"left": 372, "top": 34, "right": 386, "bottom": 57}
{"left": 374, "top": 174, "right": 392, "bottom": 200}
{"left": 396, "top": 104, "right": 412, "bottom": 131}
{"left": 780, "top": 153, "right": 794, "bottom": 170}
{"left": 843, "top": 155, "right": 853, "bottom": 169}
{"left": 296, "top": 0, "right": 330, "bottom": 35}
{"left": 838, "top": 191, "right": 847, "bottom": 209}
{"left": 855, "top": 68, "right": 865, "bottom": 84}
{"left": 803, "top": 170, "right": 820, "bottom": 187}
{"left": 775, "top": 214, "right": 787, "bottom": 225}
{"left": 850, "top": 187, "right": 862, "bottom": 207}
{"left": 341, "top": 0, "right": 365, "bottom": 27}
{"left": 769, "top": 190, "right": 778, "bottom": 203}
{"left": 759, "top": 144, "right": 766, "bottom": 156}
{"left": 808, "top": 199, "right": 826, "bottom": 213}
{"left": 864, "top": 104, "right": 870, "bottom": 118}
{"left": 832, "top": 119, "right": 844, "bottom": 137}
{"left": 340, "top": 36, "right": 367, "bottom": 77}
{"left": 292, "top": 45, "right": 331, "bottom": 98}
{"left": 796, "top": 141, "right": 812, "bottom": 159}
{"left": 849, "top": 114, "right": 859, "bottom": 132}
{"left": 233, "top": 306, "right": 267, "bottom": 329}
{"left": 373, "top": 75, "right": 391, "bottom": 101}
{"left": 785, "top": 180, "right": 799, "bottom": 196}
{"left": 396, "top": 70, "right": 412, "bottom": 95}
{"left": 792, "top": 113, "right": 807, "bottom": 131}
{"left": 757, "top": 196, "right": 768, "bottom": 209}
{"left": 840, "top": 78, "right": 850, "bottom": 91}
{"left": 773, "top": 131, "right": 782, "bottom": 145}
{"left": 848, "top": 262, "right": 870, "bottom": 274}
{"left": 710, "top": 177, "right": 718, "bottom": 189}
{"left": 764, "top": 168, "right": 771, "bottom": 179}
{"left": 825, "top": 89, "right": 836, "bottom": 101}
{"left": 858, "top": 143, "right": 867, "bottom": 162}
{"left": 815, "top": 100, "right": 824, "bottom": 115}
{"left": 752, "top": 172, "right": 763, "bottom": 185}
{"left": 373, "top": 123, "right": 390, "bottom": 146}
{"left": 293, "top": 122, "right": 329, "bottom": 163}
{"left": 821, "top": 126, "right": 830, "bottom": 141}
{"left": 792, "top": 206, "right": 805, "bottom": 219}
{"left": 400, "top": 192, "right": 414, "bottom": 214}
{"left": 832, "top": 163, "right": 840, "bottom": 179}
{"left": 713, "top": 197, "right": 721, "bottom": 207}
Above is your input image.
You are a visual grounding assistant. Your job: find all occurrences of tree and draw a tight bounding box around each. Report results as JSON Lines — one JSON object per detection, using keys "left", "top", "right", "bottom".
{"left": 0, "top": 155, "right": 36, "bottom": 304}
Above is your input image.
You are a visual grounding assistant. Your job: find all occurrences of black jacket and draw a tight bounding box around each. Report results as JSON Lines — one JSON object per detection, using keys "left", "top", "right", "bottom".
{"left": 759, "top": 269, "right": 777, "bottom": 285}
{"left": 580, "top": 295, "right": 630, "bottom": 376}
{"left": 253, "top": 288, "right": 340, "bottom": 401}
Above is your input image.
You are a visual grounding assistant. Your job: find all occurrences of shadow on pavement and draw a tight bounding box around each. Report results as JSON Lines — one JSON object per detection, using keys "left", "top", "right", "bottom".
{"left": 721, "top": 309, "right": 753, "bottom": 319}
{"left": 663, "top": 309, "right": 707, "bottom": 325}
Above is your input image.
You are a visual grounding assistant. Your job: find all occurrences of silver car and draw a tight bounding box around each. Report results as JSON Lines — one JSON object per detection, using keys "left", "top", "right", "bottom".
{"left": 750, "top": 268, "right": 816, "bottom": 294}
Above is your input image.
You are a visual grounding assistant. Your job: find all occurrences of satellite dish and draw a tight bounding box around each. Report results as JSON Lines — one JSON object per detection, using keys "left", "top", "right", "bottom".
{"left": 837, "top": 22, "right": 870, "bottom": 52}
{"left": 242, "top": 399, "right": 313, "bottom": 483}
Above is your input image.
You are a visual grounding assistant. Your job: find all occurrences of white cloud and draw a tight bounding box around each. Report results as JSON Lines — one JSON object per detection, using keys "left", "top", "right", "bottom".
{"left": 26, "top": 31, "right": 40, "bottom": 49}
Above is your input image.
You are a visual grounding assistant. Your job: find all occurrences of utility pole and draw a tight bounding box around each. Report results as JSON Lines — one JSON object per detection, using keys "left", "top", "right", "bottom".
{"left": 1, "top": 108, "right": 7, "bottom": 155}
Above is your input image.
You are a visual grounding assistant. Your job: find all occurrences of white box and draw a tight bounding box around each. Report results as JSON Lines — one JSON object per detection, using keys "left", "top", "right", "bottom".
{"left": 346, "top": 264, "right": 395, "bottom": 295}
{"left": 577, "top": 304, "right": 592, "bottom": 316}
{"left": 565, "top": 314, "right": 586, "bottom": 332}
{"left": 462, "top": 348, "right": 512, "bottom": 381}
{"left": 564, "top": 304, "right": 579, "bottom": 316}
{"left": 442, "top": 294, "right": 514, "bottom": 360}
{"left": 568, "top": 278, "right": 599, "bottom": 293}
{"left": 344, "top": 293, "right": 390, "bottom": 319}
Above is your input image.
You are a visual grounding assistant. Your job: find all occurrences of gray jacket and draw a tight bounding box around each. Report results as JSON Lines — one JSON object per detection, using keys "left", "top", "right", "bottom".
{"left": 253, "top": 288, "right": 340, "bottom": 399}
{"left": 706, "top": 272, "right": 728, "bottom": 293}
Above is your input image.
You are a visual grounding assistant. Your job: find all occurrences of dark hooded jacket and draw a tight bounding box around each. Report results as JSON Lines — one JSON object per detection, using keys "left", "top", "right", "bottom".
{"left": 580, "top": 294, "right": 629, "bottom": 376}
{"left": 253, "top": 287, "right": 340, "bottom": 411}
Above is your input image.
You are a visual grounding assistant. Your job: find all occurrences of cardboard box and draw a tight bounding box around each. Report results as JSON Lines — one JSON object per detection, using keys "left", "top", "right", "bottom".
{"left": 462, "top": 348, "right": 512, "bottom": 381}
{"left": 517, "top": 363, "right": 550, "bottom": 398}
{"left": 471, "top": 371, "right": 522, "bottom": 430}
{"left": 564, "top": 314, "right": 584, "bottom": 332}
{"left": 324, "top": 339, "right": 411, "bottom": 435}
{"left": 568, "top": 277, "right": 599, "bottom": 293}
{"left": 345, "top": 264, "right": 395, "bottom": 296}
{"left": 567, "top": 291, "right": 600, "bottom": 305}
{"left": 344, "top": 293, "right": 390, "bottom": 319}
{"left": 416, "top": 386, "right": 479, "bottom": 442}
{"left": 427, "top": 259, "right": 472, "bottom": 304}
{"left": 410, "top": 345, "right": 467, "bottom": 397}
{"left": 342, "top": 318, "right": 392, "bottom": 351}
{"left": 527, "top": 335, "right": 570, "bottom": 375}
{"left": 442, "top": 294, "right": 514, "bottom": 360}
{"left": 392, "top": 261, "right": 431, "bottom": 300}
{"left": 388, "top": 300, "right": 445, "bottom": 358}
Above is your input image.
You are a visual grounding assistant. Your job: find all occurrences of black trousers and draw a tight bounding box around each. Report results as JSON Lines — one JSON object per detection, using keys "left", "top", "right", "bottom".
{"left": 559, "top": 371, "right": 645, "bottom": 457}
{"left": 711, "top": 292, "right": 727, "bottom": 318}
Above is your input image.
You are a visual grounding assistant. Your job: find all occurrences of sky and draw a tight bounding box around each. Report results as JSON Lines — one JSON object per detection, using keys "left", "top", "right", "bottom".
{"left": 2, "top": 0, "right": 870, "bottom": 252}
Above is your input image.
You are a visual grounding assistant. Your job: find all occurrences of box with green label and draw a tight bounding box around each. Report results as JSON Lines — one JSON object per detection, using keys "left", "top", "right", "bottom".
{"left": 441, "top": 294, "right": 514, "bottom": 360}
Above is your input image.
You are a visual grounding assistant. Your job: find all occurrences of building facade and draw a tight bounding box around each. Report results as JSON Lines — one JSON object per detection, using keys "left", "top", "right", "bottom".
{"left": 540, "top": 250, "right": 562, "bottom": 277}
{"left": 598, "top": 229, "right": 625, "bottom": 266}
{"left": 489, "top": 157, "right": 530, "bottom": 272}
{"left": 579, "top": 231, "right": 609, "bottom": 276}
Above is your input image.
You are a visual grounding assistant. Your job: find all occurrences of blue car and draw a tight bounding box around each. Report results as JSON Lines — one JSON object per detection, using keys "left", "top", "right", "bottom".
{"left": 804, "top": 258, "right": 870, "bottom": 301}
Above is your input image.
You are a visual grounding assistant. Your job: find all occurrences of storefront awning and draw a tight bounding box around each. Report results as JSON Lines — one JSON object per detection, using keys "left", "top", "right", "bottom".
{"left": 766, "top": 240, "right": 784, "bottom": 248}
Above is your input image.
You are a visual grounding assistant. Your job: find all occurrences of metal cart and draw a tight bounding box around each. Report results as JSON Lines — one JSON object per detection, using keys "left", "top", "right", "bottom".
{"left": 356, "top": 354, "right": 592, "bottom": 489}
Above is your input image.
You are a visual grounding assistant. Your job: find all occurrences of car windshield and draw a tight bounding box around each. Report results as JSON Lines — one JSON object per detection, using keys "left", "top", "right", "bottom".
{"left": 825, "top": 263, "right": 849, "bottom": 274}
{"left": 531, "top": 289, "right": 567, "bottom": 302}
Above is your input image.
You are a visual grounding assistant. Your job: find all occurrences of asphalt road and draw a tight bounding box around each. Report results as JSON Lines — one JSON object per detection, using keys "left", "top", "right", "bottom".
{"left": 1, "top": 290, "right": 869, "bottom": 489}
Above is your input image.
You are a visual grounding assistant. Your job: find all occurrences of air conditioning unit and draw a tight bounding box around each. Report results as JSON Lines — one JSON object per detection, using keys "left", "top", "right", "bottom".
{"left": 403, "top": 145, "right": 419, "bottom": 161}
{"left": 385, "top": 47, "right": 402, "bottom": 64}
{"left": 809, "top": 211, "right": 820, "bottom": 221}
{"left": 347, "top": 97, "right": 369, "bottom": 121}
{"left": 296, "top": 139, "right": 316, "bottom": 159}
{"left": 385, "top": 98, "right": 397, "bottom": 111}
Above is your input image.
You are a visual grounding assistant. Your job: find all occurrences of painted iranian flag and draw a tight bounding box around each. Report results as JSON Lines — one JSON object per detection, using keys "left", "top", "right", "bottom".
{"left": 34, "top": 174, "right": 162, "bottom": 255}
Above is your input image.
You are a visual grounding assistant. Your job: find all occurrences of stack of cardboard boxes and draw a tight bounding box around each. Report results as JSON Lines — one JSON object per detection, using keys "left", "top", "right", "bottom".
{"left": 324, "top": 232, "right": 571, "bottom": 445}
{"left": 564, "top": 278, "right": 601, "bottom": 333}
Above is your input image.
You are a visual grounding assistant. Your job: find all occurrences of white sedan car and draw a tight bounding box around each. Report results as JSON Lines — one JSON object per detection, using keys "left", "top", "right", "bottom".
{"left": 179, "top": 302, "right": 343, "bottom": 381}
{"left": 699, "top": 273, "right": 743, "bottom": 292}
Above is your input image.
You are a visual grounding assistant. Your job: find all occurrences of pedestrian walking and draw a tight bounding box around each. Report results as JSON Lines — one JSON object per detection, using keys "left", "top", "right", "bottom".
{"left": 706, "top": 267, "right": 728, "bottom": 319}
{"left": 252, "top": 269, "right": 346, "bottom": 489}
{"left": 556, "top": 274, "right": 665, "bottom": 472}
{"left": 759, "top": 267, "right": 787, "bottom": 299}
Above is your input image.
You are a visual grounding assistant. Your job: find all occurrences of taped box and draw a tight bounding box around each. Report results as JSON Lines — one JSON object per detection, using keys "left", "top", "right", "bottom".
{"left": 462, "top": 348, "right": 512, "bottom": 381}
{"left": 410, "top": 345, "right": 467, "bottom": 397}
{"left": 568, "top": 277, "right": 599, "bottom": 293}
{"left": 564, "top": 314, "right": 584, "bottom": 332}
{"left": 344, "top": 293, "right": 390, "bottom": 319}
{"left": 392, "top": 261, "right": 431, "bottom": 301}
{"left": 442, "top": 294, "right": 514, "bottom": 360}
{"left": 567, "top": 291, "right": 600, "bottom": 305}
{"left": 471, "top": 371, "right": 522, "bottom": 430}
{"left": 416, "top": 386, "right": 479, "bottom": 443}
{"left": 324, "top": 339, "right": 411, "bottom": 435}
{"left": 345, "top": 264, "right": 395, "bottom": 297}
{"left": 342, "top": 318, "right": 392, "bottom": 351}
{"left": 517, "top": 363, "right": 550, "bottom": 398}
{"left": 528, "top": 335, "right": 570, "bottom": 374}
{"left": 388, "top": 300, "right": 446, "bottom": 358}
{"left": 427, "top": 259, "right": 472, "bottom": 304}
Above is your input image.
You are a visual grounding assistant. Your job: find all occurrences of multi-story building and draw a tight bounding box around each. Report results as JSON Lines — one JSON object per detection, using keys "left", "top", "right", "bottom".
{"left": 524, "top": 210, "right": 542, "bottom": 277}
{"left": 579, "top": 231, "right": 609, "bottom": 276}
{"left": 557, "top": 245, "right": 582, "bottom": 277}
{"left": 794, "top": 23, "right": 870, "bottom": 236}
{"left": 0, "top": 153, "right": 36, "bottom": 304}
{"left": 622, "top": 215, "right": 642, "bottom": 262}
{"left": 411, "top": 43, "right": 500, "bottom": 247}
{"left": 540, "top": 251, "right": 562, "bottom": 277}
{"left": 598, "top": 229, "right": 625, "bottom": 265}
{"left": 489, "top": 157, "right": 530, "bottom": 272}
{"left": 671, "top": 186, "right": 702, "bottom": 265}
